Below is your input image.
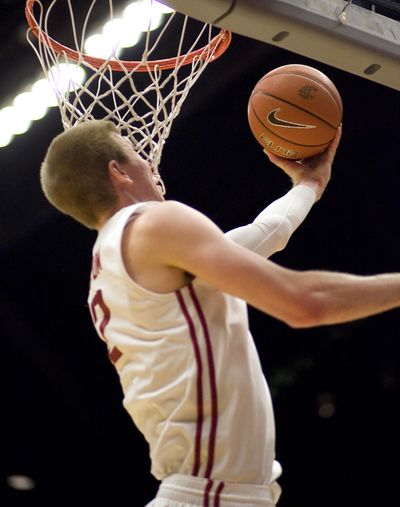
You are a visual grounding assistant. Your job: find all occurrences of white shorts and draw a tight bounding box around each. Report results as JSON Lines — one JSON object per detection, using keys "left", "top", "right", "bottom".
{"left": 146, "top": 473, "right": 282, "bottom": 507}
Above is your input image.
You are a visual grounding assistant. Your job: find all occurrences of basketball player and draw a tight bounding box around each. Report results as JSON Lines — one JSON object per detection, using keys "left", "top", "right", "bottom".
{"left": 40, "top": 120, "right": 400, "bottom": 507}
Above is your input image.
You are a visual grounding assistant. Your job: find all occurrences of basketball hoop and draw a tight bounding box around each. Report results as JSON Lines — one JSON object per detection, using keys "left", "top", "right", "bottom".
{"left": 25, "top": 0, "right": 231, "bottom": 192}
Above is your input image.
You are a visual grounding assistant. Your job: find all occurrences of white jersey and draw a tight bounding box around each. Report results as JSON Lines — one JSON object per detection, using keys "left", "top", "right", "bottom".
{"left": 88, "top": 203, "right": 278, "bottom": 486}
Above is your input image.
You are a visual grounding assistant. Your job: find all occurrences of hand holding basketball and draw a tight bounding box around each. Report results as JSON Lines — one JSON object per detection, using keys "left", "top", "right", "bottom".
{"left": 248, "top": 64, "right": 343, "bottom": 160}
{"left": 264, "top": 125, "right": 342, "bottom": 200}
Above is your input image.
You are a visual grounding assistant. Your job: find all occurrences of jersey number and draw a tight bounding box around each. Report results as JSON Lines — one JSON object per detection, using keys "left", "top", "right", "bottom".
{"left": 89, "top": 290, "right": 122, "bottom": 364}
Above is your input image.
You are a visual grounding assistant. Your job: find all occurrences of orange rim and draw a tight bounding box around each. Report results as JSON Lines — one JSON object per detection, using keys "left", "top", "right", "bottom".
{"left": 25, "top": 0, "right": 232, "bottom": 72}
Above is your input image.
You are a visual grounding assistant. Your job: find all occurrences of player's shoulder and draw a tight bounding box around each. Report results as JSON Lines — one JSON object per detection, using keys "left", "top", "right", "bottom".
{"left": 134, "top": 199, "right": 194, "bottom": 225}
{"left": 125, "top": 200, "right": 197, "bottom": 241}
{"left": 122, "top": 199, "right": 213, "bottom": 268}
{"left": 142, "top": 199, "right": 209, "bottom": 222}
{"left": 125, "top": 199, "right": 219, "bottom": 250}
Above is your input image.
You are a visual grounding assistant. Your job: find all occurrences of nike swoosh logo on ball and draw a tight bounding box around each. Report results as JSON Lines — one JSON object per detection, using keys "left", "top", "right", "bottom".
{"left": 267, "top": 108, "right": 316, "bottom": 129}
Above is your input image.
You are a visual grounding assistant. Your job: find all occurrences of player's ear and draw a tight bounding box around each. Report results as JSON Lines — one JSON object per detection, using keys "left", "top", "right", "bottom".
{"left": 108, "top": 160, "right": 132, "bottom": 184}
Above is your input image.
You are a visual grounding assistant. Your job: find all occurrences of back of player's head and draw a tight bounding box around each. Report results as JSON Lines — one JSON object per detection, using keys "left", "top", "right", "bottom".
{"left": 41, "top": 120, "right": 128, "bottom": 229}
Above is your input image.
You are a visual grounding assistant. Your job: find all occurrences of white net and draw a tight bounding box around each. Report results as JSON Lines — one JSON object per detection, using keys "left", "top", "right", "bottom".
{"left": 26, "top": 0, "right": 231, "bottom": 189}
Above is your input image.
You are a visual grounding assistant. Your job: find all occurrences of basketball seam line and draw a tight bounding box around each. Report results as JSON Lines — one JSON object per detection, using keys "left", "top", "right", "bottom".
{"left": 251, "top": 90, "right": 339, "bottom": 130}
{"left": 258, "top": 71, "right": 343, "bottom": 116}
{"left": 250, "top": 102, "right": 333, "bottom": 148}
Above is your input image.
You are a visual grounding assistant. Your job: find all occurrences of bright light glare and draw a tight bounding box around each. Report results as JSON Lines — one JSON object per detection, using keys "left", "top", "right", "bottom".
{"left": 0, "top": 1, "right": 175, "bottom": 149}
{"left": 84, "top": 33, "right": 123, "bottom": 59}
{"left": 48, "top": 64, "right": 86, "bottom": 95}
{"left": 84, "top": 0, "right": 172, "bottom": 58}
{"left": 153, "top": 1, "right": 174, "bottom": 14}
{"left": 103, "top": 18, "right": 142, "bottom": 49}
{"left": 0, "top": 128, "right": 13, "bottom": 148}
{"left": 123, "top": 0, "right": 164, "bottom": 31}
{"left": 32, "top": 78, "right": 59, "bottom": 108}
{"left": 0, "top": 106, "right": 32, "bottom": 136}
{"left": 14, "top": 92, "right": 48, "bottom": 121}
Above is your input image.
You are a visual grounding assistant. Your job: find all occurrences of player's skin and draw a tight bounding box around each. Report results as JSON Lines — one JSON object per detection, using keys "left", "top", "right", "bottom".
{"left": 97, "top": 126, "right": 400, "bottom": 329}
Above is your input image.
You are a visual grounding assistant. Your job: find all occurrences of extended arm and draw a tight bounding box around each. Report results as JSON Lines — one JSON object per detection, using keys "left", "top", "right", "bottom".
{"left": 124, "top": 199, "right": 400, "bottom": 329}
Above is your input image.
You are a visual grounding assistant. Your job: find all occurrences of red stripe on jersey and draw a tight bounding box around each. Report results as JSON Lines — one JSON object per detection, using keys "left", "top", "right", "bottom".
{"left": 204, "top": 479, "right": 213, "bottom": 507}
{"left": 175, "top": 289, "right": 204, "bottom": 477}
{"left": 214, "top": 481, "right": 225, "bottom": 507}
{"left": 188, "top": 283, "right": 219, "bottom": 479}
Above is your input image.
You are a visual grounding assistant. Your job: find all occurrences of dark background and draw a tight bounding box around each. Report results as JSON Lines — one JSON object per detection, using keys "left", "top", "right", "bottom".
{"left": 1, "top": 1, "right": 400, "bottom": 506}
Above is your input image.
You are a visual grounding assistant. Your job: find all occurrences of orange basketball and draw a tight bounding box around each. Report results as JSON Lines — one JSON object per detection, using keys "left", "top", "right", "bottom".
{"left": 248, "top": 64, "right": 343, "bottom": 159}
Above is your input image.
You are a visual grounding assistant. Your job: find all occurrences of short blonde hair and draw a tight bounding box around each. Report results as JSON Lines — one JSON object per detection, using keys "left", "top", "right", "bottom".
{"left": 40, "top": 120, "right": 129, "bottom": 229}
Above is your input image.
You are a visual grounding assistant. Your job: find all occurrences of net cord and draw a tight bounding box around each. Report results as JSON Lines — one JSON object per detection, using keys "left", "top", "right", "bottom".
{"left": 26, "top": 0, "right": 232, "bottom": 189}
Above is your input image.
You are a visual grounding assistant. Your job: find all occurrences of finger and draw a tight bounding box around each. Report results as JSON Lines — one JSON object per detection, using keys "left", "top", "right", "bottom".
{"left": 263, "top": 148, "right": 275, "bottom": 160}
{"left": 263, "top": 149, "right": 282, "bottom": 165}
{"left": 317, "top": 124, "right": 341, "bottom": 165}
{"left": 327, "top": 124, "right": 342, "bottom": 156}
{"left": 263, "top": 149, "right": 292, "bottom": 165}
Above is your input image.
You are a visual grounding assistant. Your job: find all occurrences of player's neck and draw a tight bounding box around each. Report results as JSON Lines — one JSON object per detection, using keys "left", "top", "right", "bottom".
{"left": 95, "top": 193, "right": 164, "bottom": 230}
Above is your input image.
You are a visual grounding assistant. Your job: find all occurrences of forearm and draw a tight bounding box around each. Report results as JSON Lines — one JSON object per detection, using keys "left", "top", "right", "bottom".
{"left": 296, "top": 270, "right": 400, "bottom": 328}
{"left": 225, "top": 184, "right": 316, "bottom": 258}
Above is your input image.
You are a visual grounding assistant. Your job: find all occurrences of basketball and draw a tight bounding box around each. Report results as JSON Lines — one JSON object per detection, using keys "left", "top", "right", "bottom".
{"left": 248, "top": 64, "right": 343, "bottom": 159}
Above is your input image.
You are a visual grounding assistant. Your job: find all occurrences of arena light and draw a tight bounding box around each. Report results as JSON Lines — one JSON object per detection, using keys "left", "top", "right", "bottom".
{"left": 0, "top": 127, "right": 13, "bottom": 148}
{"left": 85, "top": 1, "right": 173, "bottom": 57}
{"left": 84, "top": 32, "right": 124, "bottom": 59}
{"left": 31, "top": 79, "right": 59, "bottom": 108}
{"left": 0, "top": 106, "right": 32, "bottom": 136}
{"left": 47, "top": 63, "right": 86, "bottom": 96}
{"left": 0, "top": 1, "right": 175, "bottom": 149}
{"left": 14, "top": 91, "right": 48, "bottom": 121}
{"left": 102, "top": 18, "right": 142, "bottom": 49}
{"left": 123, "top": 0, "right": 164, "bottom": 31}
